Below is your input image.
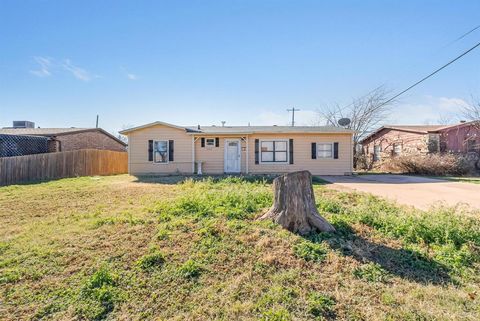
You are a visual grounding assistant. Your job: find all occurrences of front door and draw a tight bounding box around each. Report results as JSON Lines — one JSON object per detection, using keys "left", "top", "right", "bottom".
{"left": 224, "top": 139, "right": 241, "bottom": 173}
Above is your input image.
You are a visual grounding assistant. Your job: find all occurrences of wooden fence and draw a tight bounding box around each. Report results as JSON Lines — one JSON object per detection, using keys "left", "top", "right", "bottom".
{"left": 0, "top": 149, "right": 128, "bottom": 186}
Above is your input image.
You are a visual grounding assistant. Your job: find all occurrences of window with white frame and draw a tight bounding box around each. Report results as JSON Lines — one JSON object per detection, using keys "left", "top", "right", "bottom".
{"left": 260, "top": 140, "right": 288, "bottom": 163}
{"left": 317, "top": 143, "right": 333, "bottom": 158}
{"left": 154, "top": 140, "right": 169, "bottom": 163}
{"left": 393, "top": 143, "right": 402, "bottom": 155}
{"left": 373, "top": 144, "right": 381, "bottom": 161}
{"left": 206, "top": 138, "right": 215, "bottom": 146}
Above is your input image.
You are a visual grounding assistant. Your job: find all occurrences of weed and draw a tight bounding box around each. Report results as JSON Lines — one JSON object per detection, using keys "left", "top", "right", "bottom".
{"left": 293, "top": 241, "right": 328, "bottom": 262}
{"left": 75, "top": 266, "right": 123, "bottom": 320}
{"left": 260, "top": 308, "right": 291, "bottom": 321}
{"left": 307, "top": 292, "right": 336, "bottom": 319}
{"left": 353, "top": 263, "right": 390, "bottom": 283}
{"left": 136, "top": 250, "right": 165, "bottom": 271}
{"left": 178, "top": 259, "right": 203, "bottom": 279}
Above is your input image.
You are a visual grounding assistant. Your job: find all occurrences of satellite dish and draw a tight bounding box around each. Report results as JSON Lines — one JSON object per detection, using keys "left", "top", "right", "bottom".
{"left": 338, "top": 118, "right": 351, "bottom": 127}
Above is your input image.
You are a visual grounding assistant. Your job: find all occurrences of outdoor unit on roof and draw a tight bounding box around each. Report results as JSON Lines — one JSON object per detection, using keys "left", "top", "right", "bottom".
{"left": 12, "top": 121, "right": 35, "bottom": 128}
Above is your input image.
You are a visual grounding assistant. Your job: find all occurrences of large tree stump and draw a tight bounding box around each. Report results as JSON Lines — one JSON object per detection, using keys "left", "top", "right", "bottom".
{"left": 260, "top": 171, "right": 335, "bottom": 235}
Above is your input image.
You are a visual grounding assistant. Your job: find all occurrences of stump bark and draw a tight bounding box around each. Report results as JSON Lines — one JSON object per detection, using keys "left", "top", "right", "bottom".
{"left": 260, "top": 170, "right": 335, "bottom": 235}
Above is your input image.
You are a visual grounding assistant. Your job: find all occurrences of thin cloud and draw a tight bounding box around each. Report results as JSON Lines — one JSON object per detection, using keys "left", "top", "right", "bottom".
{"left": 30, "top": 56, "right": 52, "bottom": 77}
{"left": 62, "top": 59, "right": 95, "bottom": 81}
{"left": 121, "top": 66, "right": 138, "bottom": 80}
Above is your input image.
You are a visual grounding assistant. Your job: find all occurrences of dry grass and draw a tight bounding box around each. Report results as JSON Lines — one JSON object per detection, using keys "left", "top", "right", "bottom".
{"left": 1, "top": 174, "right": 479, "bottom": 320}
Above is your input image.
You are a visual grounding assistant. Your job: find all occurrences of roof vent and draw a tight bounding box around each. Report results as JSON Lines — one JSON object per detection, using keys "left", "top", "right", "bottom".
{"left": 197, "top": 124, "right": 201, "bottom": 130}
{"left": 460, "top": 120, "right": 467, "bottom": 123}
{"left": 12, "top": 121, "right": 35, "bottom": 128}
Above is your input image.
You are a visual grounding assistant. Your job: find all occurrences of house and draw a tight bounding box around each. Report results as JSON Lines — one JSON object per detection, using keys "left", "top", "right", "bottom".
{"left": 361, "top": 121, "right": 480, "bottom": 161}
{"left": 0, "top": 121, "right": 127, "bottom": 153}
{"left": 119, "top": 121, "right": 354, "bottom": 176}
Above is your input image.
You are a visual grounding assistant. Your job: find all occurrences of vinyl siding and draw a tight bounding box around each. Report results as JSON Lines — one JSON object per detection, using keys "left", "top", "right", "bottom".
{"left": 248, "top": 133, "right": 352, "bottom": 175}
{"left": 126, "top": 125, "right": 353, "bottom": 175}
{"left": 127, "top": 124, "right": 193, "bottom": 175}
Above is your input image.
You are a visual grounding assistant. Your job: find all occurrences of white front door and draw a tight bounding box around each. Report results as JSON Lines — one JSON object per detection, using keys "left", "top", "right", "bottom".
{"left": 224, "top": 139, "right": 241, "bottom": 173}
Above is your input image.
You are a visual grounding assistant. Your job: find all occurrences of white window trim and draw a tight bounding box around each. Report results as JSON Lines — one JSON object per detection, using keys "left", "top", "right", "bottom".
{"left": 259, "top": 139, "right": 289, "bottom": 164}
{"left": 206, "top": 138, "right": 215, "bottom": 146}
{"left": 153, "top": 140, "right": 169, "bottom": 164}
{"left": 317, "top": 142, "right": 333, "bottom": 159}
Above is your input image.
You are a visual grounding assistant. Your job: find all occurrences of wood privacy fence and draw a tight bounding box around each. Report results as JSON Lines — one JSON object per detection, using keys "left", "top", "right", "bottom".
{"left": 0, "top": 149, "right": 128, "bottom": 186}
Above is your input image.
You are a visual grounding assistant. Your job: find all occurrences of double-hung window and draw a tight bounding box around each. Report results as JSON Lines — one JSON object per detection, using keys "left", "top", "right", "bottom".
{"left": 260, "top": 140, "right": 288, "bottom": 163}
{"left": 317, "top": 143, "right": 333, "bottom": 158}
{"left": 154, "top": 140, "right": 169, "bottom": 163}
{"left": 206, "top": 138, "right": 215, "bottom": 146}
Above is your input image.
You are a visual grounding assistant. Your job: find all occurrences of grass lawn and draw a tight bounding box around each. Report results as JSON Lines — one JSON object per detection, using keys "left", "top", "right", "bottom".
{"left": 438, "top": 176, "right": 480, "bottom": 185}
{"left": 1, "top": 175, "right": 480, "bottom": 320}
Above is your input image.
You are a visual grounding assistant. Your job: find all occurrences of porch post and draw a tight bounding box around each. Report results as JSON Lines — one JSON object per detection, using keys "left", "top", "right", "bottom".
{"left": 246, "top": 135, "right": 249, "bottom": 174}
{"left": 192, "top": 136, "right": 195, "bottom": 174}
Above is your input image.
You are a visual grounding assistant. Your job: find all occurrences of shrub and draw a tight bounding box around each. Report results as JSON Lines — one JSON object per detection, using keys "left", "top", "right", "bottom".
{"left": 178, "top": 259, "right": 203, "bottom": 279}
{"left": 381, "top": 153, "right": 472, "bottom": 176}
{"left": 353, "top": 263, "right": 389, "bottom": 282}
{"left": 136, "top": 250, "right": 165, "bottom": 271}
{"left": 293, "top": 241, "right": 328, "bottom": 262}
{"left": 307, "top": 292, "right": 336, "bottom": 318}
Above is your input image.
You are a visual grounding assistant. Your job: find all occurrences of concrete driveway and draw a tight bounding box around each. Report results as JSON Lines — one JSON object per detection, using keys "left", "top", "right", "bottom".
{"left": 319, "top": 174, "right": 480, "bottom": 211}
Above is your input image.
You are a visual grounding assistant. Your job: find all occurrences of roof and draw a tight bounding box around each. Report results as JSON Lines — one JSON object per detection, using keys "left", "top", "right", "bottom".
{"left": 0, "top": 127, "right": 127, "bottom": 146}
{"left": 359, "top": 124, "right": 447, "bottom": 144}
{"left": 119, "top": 121, "right": 354, "bottom": 135}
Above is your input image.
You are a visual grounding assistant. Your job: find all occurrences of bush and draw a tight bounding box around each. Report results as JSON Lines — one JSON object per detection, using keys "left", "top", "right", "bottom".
{"left": 381, "top": 153, "right": 472, "bottom": 176}
{"left": 293, "top": 241, "right": 328, "bottom": 262}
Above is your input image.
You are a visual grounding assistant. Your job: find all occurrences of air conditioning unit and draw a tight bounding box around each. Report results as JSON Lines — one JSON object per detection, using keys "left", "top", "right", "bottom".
{"left": 12, "top": 121, "right": 35, "bottom": 128}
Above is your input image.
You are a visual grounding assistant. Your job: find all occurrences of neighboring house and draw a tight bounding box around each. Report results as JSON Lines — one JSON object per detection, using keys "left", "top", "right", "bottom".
{"left": 361, "top": 121, "right": 480, "bottom": 161}
{"left": 119, "top": 121, "right": 354, "bottom": 176}
{"left": 0, "top": 126, "right": 127, "bottom": 153}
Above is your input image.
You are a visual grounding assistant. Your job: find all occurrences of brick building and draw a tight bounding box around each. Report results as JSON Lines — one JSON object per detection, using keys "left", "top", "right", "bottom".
{"left": 361, "top": 121, "right": 480, "bottom": 162}
{"left": 0, "top": 126, "right": 126, "bottom": 153}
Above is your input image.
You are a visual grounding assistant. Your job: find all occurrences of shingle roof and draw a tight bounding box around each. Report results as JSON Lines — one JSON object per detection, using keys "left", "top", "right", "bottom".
{"left": 186, "top": 125, "right": 353, "bottom": 134}
{"left": 0, "top": 127, "right": 91, "bottom": 136}
{"left": 382, "top": 125, "right": 447, "bottom": 133}
{"left": 0, "top": 127, "right": 127, "bottom": 146}
{"left": 119, "top": 121, "right": 353, "bottom": 135}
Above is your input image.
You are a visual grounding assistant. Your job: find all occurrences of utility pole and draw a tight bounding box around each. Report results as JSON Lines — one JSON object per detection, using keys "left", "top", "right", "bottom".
{"left": 286, "top": 108, "right": 300, "bottom": 127}
{"left": 96, "top": 115, "right": 99, "bottom": 128}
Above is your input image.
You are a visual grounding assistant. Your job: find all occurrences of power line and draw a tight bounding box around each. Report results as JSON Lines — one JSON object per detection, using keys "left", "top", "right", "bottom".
{"left": 378, "top": 40, "right": 480, "bottom": 108}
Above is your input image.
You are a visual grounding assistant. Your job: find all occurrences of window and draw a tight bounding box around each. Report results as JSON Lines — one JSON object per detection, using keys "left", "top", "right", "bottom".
{"left": 393, "top": 143, "right": 402, "bottom": 155}
{"left": 317, "top": 143, "right": 333, "bottom": 158}
{"left": 374, "top": 145, "right": 381, "bottom": 161}
{"left": 206, "top": 138, "right": 215, "bottom": 146}
{"left": 260, "top": 140, "right": 288, "bottom": 163}
{"left": 154, "top": 140, "right": 168, "bottom": 163}
{"left": 467, "top": 139, "right": 477, "bottom": 152}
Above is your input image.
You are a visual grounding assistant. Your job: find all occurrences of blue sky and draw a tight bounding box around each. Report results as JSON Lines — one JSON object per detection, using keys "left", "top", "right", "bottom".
{"left": 1, "top": 0, "right": 479, "bottom": 135}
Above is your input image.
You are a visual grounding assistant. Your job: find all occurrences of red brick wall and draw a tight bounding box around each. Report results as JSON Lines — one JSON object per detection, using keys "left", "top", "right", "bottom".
{"left": 57, "top": 131, "right": 126, "bottom": 152}
{"left": 362, "top": 129, "right": 429, "bottom": 161}
{"left": 439, "top": 125, "right": 480, "bottom": 153}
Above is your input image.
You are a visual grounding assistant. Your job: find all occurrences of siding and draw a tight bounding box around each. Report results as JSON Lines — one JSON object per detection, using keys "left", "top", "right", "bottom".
{"left": 248, "top": 133, "right": 352, "bottom": 175}
{"left": 127, "top": 124, "right": 193, "bottom": 174}
{"left": 126, "top": 125, "right": 353, "bottom": 175}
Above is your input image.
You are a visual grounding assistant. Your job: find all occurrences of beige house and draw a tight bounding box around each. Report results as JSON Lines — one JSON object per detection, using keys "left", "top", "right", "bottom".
{"left": 119, "top": 121, "right": 354, "bottom": 176}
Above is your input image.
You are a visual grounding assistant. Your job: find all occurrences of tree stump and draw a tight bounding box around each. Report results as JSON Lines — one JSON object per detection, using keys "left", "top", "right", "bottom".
{"left": 260, "top": 171, "right": 335, "bottom": 235}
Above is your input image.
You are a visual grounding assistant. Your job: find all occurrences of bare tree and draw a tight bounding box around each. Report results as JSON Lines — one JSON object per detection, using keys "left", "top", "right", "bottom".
{"left": 462, "top": 96, "right": 480, "bottom": 121}
{"left": 317, "top": 86, "right": 395, "bottom": 166}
